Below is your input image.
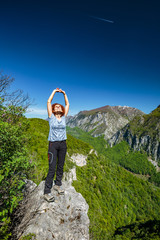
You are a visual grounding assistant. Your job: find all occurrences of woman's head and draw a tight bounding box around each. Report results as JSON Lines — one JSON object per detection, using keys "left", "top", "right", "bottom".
{"left": 52, "top": 103, "right": 65, "bottom": 117}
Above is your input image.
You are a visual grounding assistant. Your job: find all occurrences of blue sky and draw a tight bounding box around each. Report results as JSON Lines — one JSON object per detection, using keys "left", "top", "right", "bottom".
{"left": 0, "top": 0, "right": 160, "bottom": 119}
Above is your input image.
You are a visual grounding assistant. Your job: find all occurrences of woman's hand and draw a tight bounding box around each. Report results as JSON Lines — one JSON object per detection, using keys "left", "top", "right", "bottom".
{"left": 58, "top": 88, "right": 66, "bottom": 95}
{"left": 55, "top": 88, "right": 60, "bottom": 92}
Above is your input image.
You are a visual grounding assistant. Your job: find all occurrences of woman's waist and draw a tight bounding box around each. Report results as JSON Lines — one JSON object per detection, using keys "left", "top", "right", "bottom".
{"left": 49, "top": 139, "right": 66, "bottom": 143}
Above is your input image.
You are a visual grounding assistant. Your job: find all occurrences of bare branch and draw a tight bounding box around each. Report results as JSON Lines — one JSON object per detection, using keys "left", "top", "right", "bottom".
{"left": 0, "top": 71, "right": 36, "bottom": 112}
{"left": 0, "top": 71, "right": 15, "bottom": 99}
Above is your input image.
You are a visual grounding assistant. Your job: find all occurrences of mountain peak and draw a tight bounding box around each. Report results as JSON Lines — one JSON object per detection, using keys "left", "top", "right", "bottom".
{"left": 66, "top": 105, "right": 144, "bottom": 140}
{"left": 78, "top": 105, "right": 144, "bottom": 116}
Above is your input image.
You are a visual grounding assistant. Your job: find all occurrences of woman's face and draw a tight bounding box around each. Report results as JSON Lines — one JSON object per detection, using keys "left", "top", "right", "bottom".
{"left": 54, "top": 104, "right": 62, "bottom": 112}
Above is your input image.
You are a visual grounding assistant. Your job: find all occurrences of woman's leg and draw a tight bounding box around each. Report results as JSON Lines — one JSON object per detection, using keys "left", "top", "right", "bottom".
{"left": 44, "top": 141, "right": 58, "bottom": 194}
{"left": 55, "top": 140, "right": 67, "bottom": 186}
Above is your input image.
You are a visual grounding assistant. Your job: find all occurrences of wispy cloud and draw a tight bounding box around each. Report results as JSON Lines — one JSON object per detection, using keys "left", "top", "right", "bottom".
{"left": 25, "top": 107, "right": 47, "bottom": 115}
{"left": 90, "top": 16, "right": 114, "bottom": 23}
{"left": 25, "top": 107, "right": 80, "bottom": 118}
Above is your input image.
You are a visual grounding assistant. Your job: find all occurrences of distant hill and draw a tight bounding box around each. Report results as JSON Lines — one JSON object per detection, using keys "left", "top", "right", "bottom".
{"left": 66, "top": 105, "right": 144, "bottom": 140}
{"left": 109, "top": 105, "right": 160, "bottom": 162}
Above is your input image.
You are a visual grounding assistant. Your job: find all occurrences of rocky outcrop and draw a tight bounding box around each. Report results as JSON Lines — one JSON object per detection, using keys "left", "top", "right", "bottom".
{"left": 66, "top": 105, "right": 144, "bottom": 140}
{"left": 108, "top": 124, "right": 160, "bottom": 162}
{"left": 11, "top": 154, "right": 90, "bottom": 240}
{"left": 148, "top": 157, "right": 160, "bottom": 171}
{"left": 108, "top": 107, "right": 160, "bottom": 162}
{"left": 70, "top": 149, "right": 97, "bottom": 166}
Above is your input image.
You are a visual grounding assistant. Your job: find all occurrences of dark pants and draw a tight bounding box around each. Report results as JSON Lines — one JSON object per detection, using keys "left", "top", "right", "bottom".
{"left": 44, "top": 140, "right": 67, "bottom": 194}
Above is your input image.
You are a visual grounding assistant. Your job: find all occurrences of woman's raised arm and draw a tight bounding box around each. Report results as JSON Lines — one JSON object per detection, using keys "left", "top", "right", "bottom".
{"left": 63, "top": 92, "right": 69, "bottom": 117}
{"left": 59, "top": 89, "right": 70, "bottom": 117}
{"left": 47, "top": 89, "right": 57, "bottom": 118}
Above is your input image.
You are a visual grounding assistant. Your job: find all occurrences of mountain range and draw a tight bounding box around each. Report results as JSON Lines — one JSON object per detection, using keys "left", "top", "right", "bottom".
{"left": 66, "top": 105, "right": 160, "bottom": 162}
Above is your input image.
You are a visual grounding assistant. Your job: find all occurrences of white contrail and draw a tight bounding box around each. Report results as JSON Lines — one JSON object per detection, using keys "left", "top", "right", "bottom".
{"left": 90, "top": 16, "right": 114, "bottom": 23}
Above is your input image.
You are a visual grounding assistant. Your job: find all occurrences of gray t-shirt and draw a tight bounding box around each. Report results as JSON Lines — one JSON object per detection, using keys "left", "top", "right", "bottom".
{"left": 48, "top": 113, "right": 67, "bottom": 142}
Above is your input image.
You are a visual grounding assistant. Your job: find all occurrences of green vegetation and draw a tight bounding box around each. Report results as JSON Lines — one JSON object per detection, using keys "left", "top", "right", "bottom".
{"left": 113, "top": 219, "right": 160, "bottom": 240}
{"left": 105, "top": 141, "right": 156, "bottom": 176}
{"left": 67, "top": 126, "right": 160, "bottom": 187}
{"left": 128, "top": 105, "right": 160, "bottom": 140}
{"left": 149, "top": 172, "right": 160, "bottom": 187}
{"left": 19, "top": 233, "right": 37, "bottom": 240}
{"left": 24, "top": 118, "right": 51, "bottom": 184}
{"left": 0, "top": 99, "right": 35, "bottom": 239}
{"left": 72, "top": 152, "right": 160, "bottom": 239}
{"left": 66, "top": 126, "right": 109, "bottom": 154}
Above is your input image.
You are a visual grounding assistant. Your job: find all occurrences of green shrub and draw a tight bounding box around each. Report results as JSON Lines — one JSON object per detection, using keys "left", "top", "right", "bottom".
{"left": 0, "top": 103, "right": 35, "bottom": 239}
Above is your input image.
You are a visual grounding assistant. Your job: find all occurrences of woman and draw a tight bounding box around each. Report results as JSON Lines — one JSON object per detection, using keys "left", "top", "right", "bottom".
{"left": 43, "top": 88, "right": 69, "bottom": 202}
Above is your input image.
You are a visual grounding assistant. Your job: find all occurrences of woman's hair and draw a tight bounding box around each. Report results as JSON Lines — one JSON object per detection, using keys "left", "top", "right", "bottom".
{"left": 52, "top": 103, "right": 65, "bottom": 117}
